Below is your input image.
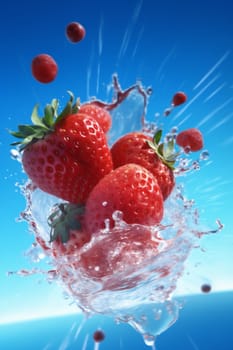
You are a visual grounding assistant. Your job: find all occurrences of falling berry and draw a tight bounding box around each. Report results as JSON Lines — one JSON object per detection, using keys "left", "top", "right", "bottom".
{"left": 176, "top": 128, "right": 204, "bottom": 152}
{"left": 66, "top": 21, "right": 86, "bottom": 43}
{"left": 172, "top": 91, "right": 187, "bottom": 106}
{"left": 93, "top": 330, "right": 105, "bottom": 343}
{"left": 201, "top": 283, "right": 211, "bottom": 293}
{"left": 31, "top": 54, "right": 58, "bottom": 83}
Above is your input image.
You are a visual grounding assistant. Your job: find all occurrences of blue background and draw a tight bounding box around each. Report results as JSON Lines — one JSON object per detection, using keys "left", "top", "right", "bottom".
{"left": 1, "top": 0, "right": 233, "bottom": 349}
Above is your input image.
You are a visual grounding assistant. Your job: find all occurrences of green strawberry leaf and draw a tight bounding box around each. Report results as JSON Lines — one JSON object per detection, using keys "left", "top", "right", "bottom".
{"left": 43, "top": 104, "right": 56, "bottom": 128}
{"left": 48, "top": 203, "right": 85, "bottom": 243}
{"left": 10, "top": 91, "right": 81, "bottom": 150}
{"left": 18, "top": 124, "right": 41, "bottom": 136}
{"left": 153, "top": 129, "right": 162, "bottom": 145}
{"left": 30, "top": 104, "right": 45, "bottom": 127}
{"left": 147, "top": 130, "right": 180, "bottom": 170}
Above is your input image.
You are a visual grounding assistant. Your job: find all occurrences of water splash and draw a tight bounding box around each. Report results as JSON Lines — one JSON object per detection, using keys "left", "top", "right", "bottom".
{"left": 10, "top": 76, "right": 222, "bottom": 347}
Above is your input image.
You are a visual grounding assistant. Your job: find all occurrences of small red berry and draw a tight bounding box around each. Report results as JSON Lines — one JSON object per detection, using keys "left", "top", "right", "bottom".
{"left": 93, "top": 330, "right": 105, "bottom": 343}
{"left": 176, "top": 128, "right": 203, "bottom": 152}
{"left": 31, "top": 54, "right": 58, "bottom": 83}
{"left": 66, "top": 22, "right": 86, "bottom": 43}
{"left": 201, "top": 283, "right": 211, "bottom": 293}
{"left": 172, "top": 91, "right": 187, "bottom": 106}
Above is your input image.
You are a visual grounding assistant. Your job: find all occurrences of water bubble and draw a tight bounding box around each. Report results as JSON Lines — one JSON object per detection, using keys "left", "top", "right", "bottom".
{"left": 10, "top": 148, "right": 21, "bottom": 162}
{"left": 103, "top": 218, "right": 111, "bottom": 231}
{"left": 192, "top": 160, "right": 200, "bottom": 171}
{"left": 143, "top": 333, "right": 155, "bottom": 346}
{"left": 146, "top": 87, "right": 153, "bottom": 95}
{"left": 200, "top": 150, "right": 210, "bottom": 161}
{"left": 163, "top": 108, "right": 172, "bottom": 117}
{"left": 170, "top": 126, "right": 178, "bottom": 134}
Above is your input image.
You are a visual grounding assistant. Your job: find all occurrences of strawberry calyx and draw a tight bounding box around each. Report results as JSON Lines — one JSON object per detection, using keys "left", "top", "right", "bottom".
{"left": 9, "top": 91, "right": 80, "bottom": 150}
{"left": 147, "top": 130, "right": 179, "bottom": 170}
{"left": 48, "top": 202, "right": 85, "bottom": 243}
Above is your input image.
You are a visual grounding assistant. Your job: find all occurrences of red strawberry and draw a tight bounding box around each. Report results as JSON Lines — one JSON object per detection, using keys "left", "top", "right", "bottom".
{"left": 176, "top": 128, "right": 203, "bottom": 152}
{"left": 66, "top": 22, "right": 86, "bottom": 43}
{"left": 172, "top": 91, "right": 187, "bottom": 106}
{"left": 10, "top": 94, "right": 113, "bottom": 204}
{"left": 50, "top": 228, "right": 91, "bottom": 262}
{"left": 84, "top": 163, "right": 164, "bottom": 235}
{"left": 34, "top": 203, "right": 91, "bottom": 256}
{"left": 79, "top": 103, "right": 112, "bottom": 133}
{"left": 31, "top": 54, "right": 58, "bottom": 83}
{"left": 111, "top": 131, "right": 176, "bottom": 200}
{"left": 79, "top": 225, "right": 161, "bottom": 280}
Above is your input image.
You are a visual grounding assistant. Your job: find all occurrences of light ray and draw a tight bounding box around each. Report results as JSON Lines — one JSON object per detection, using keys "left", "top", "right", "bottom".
{"left": 86, "top": 44, "right": 95, "bottom": 99}
{"left": 204, "top": 82, "right": 226, "bottom": 102}
{"left": 156, "top": 46, "right": 176, "bottom": 78}
{"left": 196, "top": 97, "right": 233, "bottom": 128}
{"left": 206, "top": 111, "right": 233, "bottom": 134}
{"left": 82, "top": 334, "right": 89, "bottom": 350}
{"left": 58, "top": 321, "right": 77, "bottom": 350}
{"left": 187, "top": 334, "right": 200, "bottom": 350}
{"left": 176, "top": 113, "right": 192, "bottom": 127}
{"left": 94, "top": 341, "right": 100, "bottom": 350}
{"left": 221, "top": 135, "right": 233, "bottom": 146}
{"left": 132, "top": 25, "right": 144, "bottom": 58}
{"left": 96, "top": 62, "right": 101, "bottom": 95}
{"left": 74, "top": 317, "right": 87, "bottom": 340}
{"left": 172, "top": 75, "right": 221, "bottom": 122}
{"left": 193, "top": 51, "right": 230, "bottom": 90}
{"left": 98, "top": 16, "right": 104, "bottom": 57}
{"left": 118, "top": 0, "right": 143, "bottom": 59}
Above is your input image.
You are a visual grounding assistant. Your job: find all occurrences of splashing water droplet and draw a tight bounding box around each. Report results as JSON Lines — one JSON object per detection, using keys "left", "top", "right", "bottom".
{"left": 200, "top": 150, "right": 210, "bottom": 160}
{"left": 163, "top": 107, "right": 172, "bottom": 117}
{"left": 10, "top": 75, "right": 222, "bottom": 347}
{"left": 143, "top": 333, "right": 156, "bottom": 346}
{"left": 146, "top": 87, "right": 153, "bottom": 95}
{"left": 10, "top": 148, "right": 21, "bottom": 162}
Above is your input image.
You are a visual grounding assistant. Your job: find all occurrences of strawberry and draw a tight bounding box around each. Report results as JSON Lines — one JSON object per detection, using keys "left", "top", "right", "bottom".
{"left": 51, "top": 228, "right": 90, "bottom": 256}
{"left": 10, "top": 93, "right": 113, "bottom": 204}
{"left": 66, "top": 22, "right": 86, "bottom": 43}
{"left": 172, "top": 91, "right": 187, "bottom": 106}
{"left": 79, "top": 103, "right": 112, "bottom": 133}
{"left": 111, "top": 131, "right": 176, "bottom": 200}
{"left": 79, "top": 224, "right": 161, "bottom": 280}
{"left": 31, "top": 54, "right": 58, "bottom": 83}
{"left": 93, "top": 330, "right": 105, "bottom": 343}
{"left": 34, "top": 203, "right": 90, "bottom": 264}
{"left": 176, "top": 128, "right": 203, "bottom": 152}
{"left": 83, "top": 163, "right": 164, "bottom": 235}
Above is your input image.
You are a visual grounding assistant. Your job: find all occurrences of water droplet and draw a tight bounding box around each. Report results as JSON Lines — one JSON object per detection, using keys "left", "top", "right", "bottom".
{"left": 146, "top": 87, "right": 153, "bottom": 95}
{"left": 200, "top": 150, "right": 209, "bottom": 160}
{"left": 170, "top": 126, "right": 178, "bottom": 134}
{"left": 192, "top": 160, "right": 200, "bottom": 170}
{"left": 164, "top": 108, "right": 172, "bottom": 117}
{"left": 10, "top": 148, "right": 21, "bottom": 162}
{"left": 102, "top": 201, "right": 108, "bottom": 207}
{"left": 112, "top": 210, "right": 123, "bottom": 222}
{"left": 143, "top": 333, "right": 156, "bottom": 346}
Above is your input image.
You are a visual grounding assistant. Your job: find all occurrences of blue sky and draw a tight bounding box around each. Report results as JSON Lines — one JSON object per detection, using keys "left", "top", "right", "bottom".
{"left": 1, "top": 0, "right": 233, "bottom": 324}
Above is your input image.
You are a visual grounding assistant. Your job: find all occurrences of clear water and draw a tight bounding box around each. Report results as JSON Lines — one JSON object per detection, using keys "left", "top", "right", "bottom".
{"left": 10, "top": 76, "right": 223, "bottom": 348}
